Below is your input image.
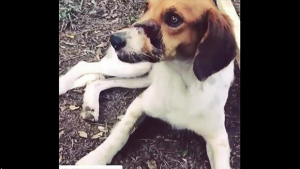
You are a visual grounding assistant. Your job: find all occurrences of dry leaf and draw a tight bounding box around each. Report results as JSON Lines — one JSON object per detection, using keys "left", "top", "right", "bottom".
{"left": 89, "top": 10, "right": 97, "bottom": 15}
{"left": 91, "top": 0, "right": 97, "bottom": 6}
{"left": 69, "top": 105, "right": 79, "bottom": 110}
{"left": 66, "top": 34, "right": 74, "bottom": 39}
{"left": 98, "top": 126, "right": 108, "bottom": 132}
{"left": 117, "top": 115, "right": 124, "bottom": 120}
{"left": 182, "top": 149, "right": 188, "bottom": 157}
{"left": 98, "top": 126, "right": 105, "bottom": 130}
{"left": 59, "top": 131, "right": 64, "bottom": 138}
{"left": 95, "top": 48, "right": 102, "bottom": 61}
{"left": 59, "top": 155, "right": 62, "bottom": 163}
{"left": 147, "top": 160, "right": 157, "bottom": 169}
{"left": 96, "top": 43, "right": 106, "bottom": 48}
{"left": 78, "top": 131, "right": 88, "bottom": 138}
{"left": 59, "top": 106, "right": 66, "bottom": 111}
{"left": 91, "top": 132, "right": 103, "bottom": 139}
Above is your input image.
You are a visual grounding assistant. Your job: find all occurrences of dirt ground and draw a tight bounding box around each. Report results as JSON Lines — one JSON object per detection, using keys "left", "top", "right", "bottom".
{"left": 59, "top": 0, "right": 240, "bottom": 168}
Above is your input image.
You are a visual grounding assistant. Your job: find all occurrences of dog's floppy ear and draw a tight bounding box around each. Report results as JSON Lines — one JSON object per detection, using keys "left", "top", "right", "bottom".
{"left": 193, "top": 9, "right": 237, "bottom": 81}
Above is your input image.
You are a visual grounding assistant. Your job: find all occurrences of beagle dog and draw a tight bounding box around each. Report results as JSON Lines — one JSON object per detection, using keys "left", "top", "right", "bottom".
{"left": 59, "top": 0, "right": 238, "bottom": 168}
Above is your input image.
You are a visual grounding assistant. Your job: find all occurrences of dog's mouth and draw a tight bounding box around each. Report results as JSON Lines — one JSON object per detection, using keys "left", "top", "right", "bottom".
{"left": 116, "top": 23, "right": 164, "bottom": 64}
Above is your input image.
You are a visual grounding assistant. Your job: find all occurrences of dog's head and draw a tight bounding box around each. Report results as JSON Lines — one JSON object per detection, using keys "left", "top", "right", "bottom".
{"left": 110, "top": 0, "right": 237, "bottom": 81}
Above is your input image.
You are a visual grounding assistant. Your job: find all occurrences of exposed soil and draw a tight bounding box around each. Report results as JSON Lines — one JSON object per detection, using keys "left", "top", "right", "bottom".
{"left": 59, "top": 0, "right": 240, "bottom": 168}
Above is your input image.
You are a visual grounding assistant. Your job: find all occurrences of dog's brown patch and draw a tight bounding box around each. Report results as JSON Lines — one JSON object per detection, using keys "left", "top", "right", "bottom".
{"left": 141, "top": 35, "right": 153, "bottom": 54}
{"left": 135, "top": 0, "right": 218, "bottom": 59}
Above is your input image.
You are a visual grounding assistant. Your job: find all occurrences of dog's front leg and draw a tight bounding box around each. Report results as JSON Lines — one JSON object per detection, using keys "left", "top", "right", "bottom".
{"left": 75, "top": 96, "right": 145, "bottom": 165}
{"left": 59, "top": 46, "right": 152, "bottom": 95}
{"left": 80, "top": 76, "right": 151, "bottom": 122}
{"left": 203, "top": 127, "right": 231, "bottom": 169}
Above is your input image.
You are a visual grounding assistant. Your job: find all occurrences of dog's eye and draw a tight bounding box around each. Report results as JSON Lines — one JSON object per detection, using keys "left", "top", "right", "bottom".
{"left": 165, "top": 13, "right": 183, "bottom": 27}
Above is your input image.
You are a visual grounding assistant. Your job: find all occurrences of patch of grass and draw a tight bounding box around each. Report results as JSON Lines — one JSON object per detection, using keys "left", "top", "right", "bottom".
{"left": 59, "top": 0, "right": 81, "bottom": 22}
{"left": 59, "top": 8, "right": 70, "bottom": 21}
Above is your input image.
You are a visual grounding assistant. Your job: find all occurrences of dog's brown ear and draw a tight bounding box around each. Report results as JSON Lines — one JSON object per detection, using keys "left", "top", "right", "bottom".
{"left": 193, "top": 9, "right": 237, "bottom": 81}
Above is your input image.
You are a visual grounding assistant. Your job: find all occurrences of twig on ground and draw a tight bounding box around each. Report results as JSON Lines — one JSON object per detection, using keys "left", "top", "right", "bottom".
{"left": 80, "top": 0, "right": 84, "bottom": 11}
{"left": 95, "top": 48, "right": 101, "bottom": 61}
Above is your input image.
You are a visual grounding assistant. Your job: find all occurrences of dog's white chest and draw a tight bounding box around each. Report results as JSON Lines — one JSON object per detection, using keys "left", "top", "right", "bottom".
{"left": 142, "top": 86, "right": 200, "bottom": 129}
{"left": 141, "top": 63, "right": 207, "bottom": 129}
{"left": 141, "top": 61, "right": 234, "bottom": 131}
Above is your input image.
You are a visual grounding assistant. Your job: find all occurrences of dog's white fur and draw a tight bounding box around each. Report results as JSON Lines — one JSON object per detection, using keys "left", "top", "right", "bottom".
{"left": 60, "top": 44, "right": 234, "bottom": 169}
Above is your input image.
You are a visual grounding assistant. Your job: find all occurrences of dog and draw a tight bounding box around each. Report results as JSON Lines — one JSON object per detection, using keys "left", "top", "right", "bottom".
{"left": 59, "top": 0, "right": 238, "bottom": 168}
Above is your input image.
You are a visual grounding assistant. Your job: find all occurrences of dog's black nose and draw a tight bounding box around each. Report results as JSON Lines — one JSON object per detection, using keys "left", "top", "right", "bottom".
{"left": 110, "top": 32, "right": 126, "bottom": 51}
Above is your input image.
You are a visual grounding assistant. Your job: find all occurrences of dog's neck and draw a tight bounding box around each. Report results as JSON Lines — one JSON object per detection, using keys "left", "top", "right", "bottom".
{"left": 165, "top": 55, "right": 225, "bottom": 89}
{"left": 165, "top": 58, "right": 201, "bottom": 87}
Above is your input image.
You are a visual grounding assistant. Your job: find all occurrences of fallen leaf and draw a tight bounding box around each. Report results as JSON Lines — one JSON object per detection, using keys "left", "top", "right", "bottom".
{"left": 147, "top": 160, "right": 157, "bottom": 169}
{"left": 117, "top": 115, "right": 124, "bottom": 120}
{"left": 62, "top": 41, "right": 75, "bottom": 46}
{"left": 98, "top": 126, "right": 108, "bottom": 132}
{"left": 69, "top": 105, "right": 79, "bottom": 110}
{"left": 59, "top": 155, "right": 62, "bottom": 163}
{"left": 182, "top": 149, "right": 188, "bottom": 157}
{"left": 78, "top": 131, "right": 88, "bottom": 138}
{"left": 59, "top": 131, "right": 64, "bottom": 138}
{"left": 89, "top": 10, "right": 97, "bottom": 15}
{"left": 66, "top": 34, "right": 74, "bottom": 39}
{"left": 91, "top": 0, "right": 97, "bottom": 6}
{"left": 59, "top": 106, "right": 66, "bottom": 111}
{"left": 96, "top": 42, "right": 106, "bottom": 48}
{"left": 95, "top": 48, "right": 102, "bottom": 61}
{"left": 83, "top": 49, "right": 95, "bottom": 54}
{"left": 98, "top": 126, "right": 105, "bottom": 130}
{"left": 91, "top": 132, "right": 103, "bottom": 139}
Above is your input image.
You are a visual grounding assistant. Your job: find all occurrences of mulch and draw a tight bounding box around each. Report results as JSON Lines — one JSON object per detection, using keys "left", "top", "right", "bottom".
{"left": 59, "top": 0, "right": 240, "bottom": 168}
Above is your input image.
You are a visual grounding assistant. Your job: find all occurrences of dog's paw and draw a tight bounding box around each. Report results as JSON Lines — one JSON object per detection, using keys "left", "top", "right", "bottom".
{"left": 80, "top": 106, "right": 99, "bottom": 122}
{"left": 80, "top": 79, "right": 114, "bottom": 122}
{"left": 80, "top": 82, "right": 101, "bottom": 122}
{"left": 75, "top": 150, "right": 111, "bottom": 165}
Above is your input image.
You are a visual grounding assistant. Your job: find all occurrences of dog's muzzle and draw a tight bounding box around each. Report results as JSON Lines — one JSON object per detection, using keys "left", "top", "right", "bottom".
{"left": 110, "top": 24, "right": 163, "bottom": 64}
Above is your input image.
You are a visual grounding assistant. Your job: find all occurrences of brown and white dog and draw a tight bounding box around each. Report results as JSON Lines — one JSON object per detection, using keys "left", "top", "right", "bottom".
{"left": 59, "top": 0, "right": 239, "bottom": 168}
